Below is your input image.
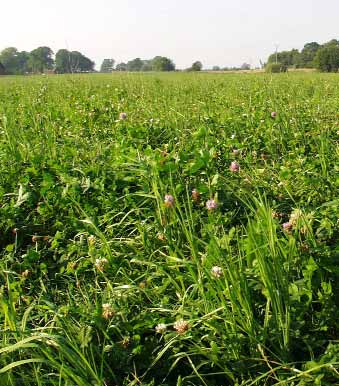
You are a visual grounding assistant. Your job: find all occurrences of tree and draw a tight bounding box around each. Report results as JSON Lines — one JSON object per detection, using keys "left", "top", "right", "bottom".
{"left": 151, "top": 56, "right": 175, "bottom": 71}
{"left": 0, "top": 47, "right": 29, "bottom": 74}
{"left": 212, "top": 65, "right": 221, "bottom": 71}
{"left": 126, "top": 58, "right": 143, "bottom": 71}
{"left": 300, "top": 42, "right": 321, "bottom": 67}
{"left": 314, "top": 45, "right": 339, "bottom": 72}
{"left": 267, "top": 49, "right": 300, "bottom": 67}
{"left": 116, "top": 62, "right": 127, "bottom": 71}
{"left": 141, "top": 60, "right": 152, "bottom": 71}
{"left": 55, "top": 49, "right": 94, "bottom": 73}
{"left": 324, "top": 39, "right": 339, "bottom": 48}
{"left": 0, "top": 62, "right": 5, "bottom": 75}
{"left": 100, "top": 59, "right": 115, "bottom": 73}
{"left": 17, "top": 51, "right": 30, "bottom": 73}
{"left": 191, "top": 61, "right": 203, "bottom": 71}
{"left": 0, "top": 47, "right": 18, "bottom": 74}
{"left": 28, "top": 46, "right": 54, "bottom": 73}
{"left": 69, "top": 51, "right": 94, "bottom": 72}
{"left": 241, "top": 63, "right": 250, "bottom": 70}
{"left": 55, "top": 49, "right": 72, "bottom": 73}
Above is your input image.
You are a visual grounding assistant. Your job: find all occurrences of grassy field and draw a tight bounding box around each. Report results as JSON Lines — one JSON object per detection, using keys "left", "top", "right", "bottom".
{"left": 0, "top": 72, "right": 339, "bottom": 385}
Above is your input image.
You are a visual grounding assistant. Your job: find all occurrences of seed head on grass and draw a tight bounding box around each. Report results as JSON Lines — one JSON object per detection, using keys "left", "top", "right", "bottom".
{"left": 120, "top": 337, "right": 130, "bottom": 348}
{"left": 157, "top": 232, "right": 166, "bottom": 241}
{"left": 88, "top": 235, "right": 96, "bottom": 246}
{"left": 139, "top": 281, "right": 146, "bottom": 289}
{"left": 230, "top": 161, "right": 240, "bottom": 172}
{"left": 21, "top": 269, "right": 30, "bottom": 278}
{"left": 102, "top": 303, "right": 115, "bottom": 319}
{"left": 95, "top": 258, "right": 108, "bottom": 272}
{"left": 164, "top": 194, "right": 175, "bottom": 208}
{"left": 272, "top": 211, "right": 282, "bottom": 219}
{"left": 191, "top": 188, "right": 201, "bottom": 203}
{"left": 206, "top": 199, "right": 218, "bottom": 211}
{"left": 174, "top": 319, "right": 189, "bottom": 334}
{"left": 119, "top": 112, "right": 127, "bottom": 120}
{"left": 289, "top": 209, "right": 302, "bottom": 226}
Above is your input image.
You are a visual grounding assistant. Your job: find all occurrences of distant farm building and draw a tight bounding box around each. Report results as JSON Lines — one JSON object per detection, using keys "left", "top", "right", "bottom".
{"left": 0, "top": 62, "right": 5, "bottom": 75}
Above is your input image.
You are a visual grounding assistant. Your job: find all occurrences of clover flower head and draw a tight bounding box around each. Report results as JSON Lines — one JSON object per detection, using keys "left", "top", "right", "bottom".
{"left": 164, "top": 194, "right": 175, "bottom": 208}
{"left": 95, "top": 258, "right": 108, "bottom": 272}
{"left": 191, "top": 188, "right": 201, "bottom": 202}
{"left": 155, "top": 323, "right": 167, "bottom": 334}
{"left": 174, "top": 319, "right": 189, "bottom": 334}
{"left": 289, "top": 209, "right": 302, "bottom": 226}
{"left": 102, "top": 303, "right": 115, "bottom": 319}
{"left": 230, "top": 161, "right": 240, "bottom": 172}
{"left": 211, "top": 266, "right": 223, "bottom": 278}
{"left": 283, "top": 222, "right": 293, "bottom": 233}
{"left": 206, "top": 199, "right": 218, "bottom": 211}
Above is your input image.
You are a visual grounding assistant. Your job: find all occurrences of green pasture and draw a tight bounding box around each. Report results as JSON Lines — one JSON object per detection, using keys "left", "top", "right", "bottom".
{"left": 0, "top": 72, "right": 338, "bottom": 385}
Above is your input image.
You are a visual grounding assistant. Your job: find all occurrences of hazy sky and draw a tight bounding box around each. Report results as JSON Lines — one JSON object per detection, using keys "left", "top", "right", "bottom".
{"left": 1, "top": 0, "right": 339, "bottom": 69}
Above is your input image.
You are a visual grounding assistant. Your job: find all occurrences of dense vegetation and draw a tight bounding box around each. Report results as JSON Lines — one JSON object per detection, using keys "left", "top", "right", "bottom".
{"left": 267, "top": 38, "right": 339, "bottom": 72}
{"left": 0, "top": 47, "right": 95, "bottom": 75}
{"left": 0, "top": 47, "right": 176, "bottom": 75}
{"left": 0, "top": 72, "right": 338, "bottom": 385}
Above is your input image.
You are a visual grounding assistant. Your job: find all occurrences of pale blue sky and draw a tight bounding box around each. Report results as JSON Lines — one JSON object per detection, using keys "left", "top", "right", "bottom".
{"left": 1, "top": 0, "right": 339, "bottom": 69}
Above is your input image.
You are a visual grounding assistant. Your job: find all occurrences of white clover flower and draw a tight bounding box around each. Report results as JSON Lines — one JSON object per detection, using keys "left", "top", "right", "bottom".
{"left": 155, "top": 323, "right": 167, "bottom": 334}
{"left": 211, "top": 266, "right": 223, "bottom": 278}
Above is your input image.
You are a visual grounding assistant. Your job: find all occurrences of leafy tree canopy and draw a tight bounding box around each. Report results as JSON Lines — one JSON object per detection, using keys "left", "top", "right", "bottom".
{"left": 100, "top": 59, "right": 115, "bottom": 73}
{"left": 28, "top": 46, "right": 54, "bottom": 73}
{"left": 151, "top": 56, "right": 175, "bottom": 71}
{"left": 126, "top": 58, "right": 144, "bottom": 71}
{"left": 55, "top": 49, "right": 94, "bottom": 73}
{"left": 116, "top": 62, "right": 127, "bottom": 71}
{"left": 0, "top": 61, "right": 5, "bottom": 75}
{"left": 314, "top": 45, "right": 339, "bottom": 72}
{"left": 191, "top": 61, "right": 203, "bottom": 71}
{"left": 0, "top": 47, "right": 30, "bottom": 74}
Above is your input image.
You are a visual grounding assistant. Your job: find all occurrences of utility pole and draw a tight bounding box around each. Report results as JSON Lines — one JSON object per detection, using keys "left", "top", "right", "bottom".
{"left": 274, "top": 43, "right": 279, "bottom": 64}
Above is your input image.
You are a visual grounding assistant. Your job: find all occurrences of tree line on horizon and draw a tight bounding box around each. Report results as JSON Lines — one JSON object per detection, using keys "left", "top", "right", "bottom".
{"left": 2, "top": 38, "right": 339, "bottom": 75}
{"left": 0, "top": 47, "right": 96, "bottom": 75}
{"left": 0, "top": 47, "right": 180, "bottom": 75}
{"left": 267, "top": 39, "right": 339, "bottom": 72}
